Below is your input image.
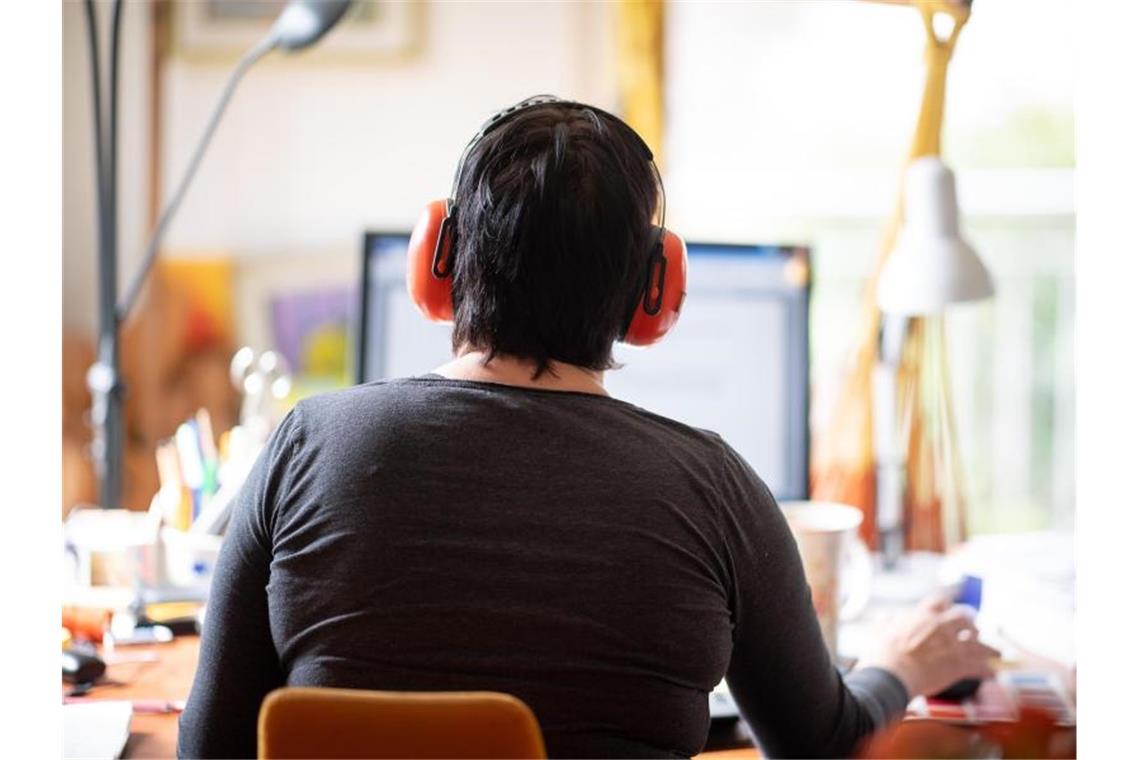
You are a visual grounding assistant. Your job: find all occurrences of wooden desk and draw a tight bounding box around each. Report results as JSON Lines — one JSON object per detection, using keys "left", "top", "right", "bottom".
{"left": 68, "top": 635, "right": 1073, "bottom": 759}
{"left": 65, "top": 636, "right": 199, "bottom": 758}
{"left": 80, "top": 637, "right": 756, "bottom": 760}
{"left": 72, "top": 637, "right": 757, "bottom": 759}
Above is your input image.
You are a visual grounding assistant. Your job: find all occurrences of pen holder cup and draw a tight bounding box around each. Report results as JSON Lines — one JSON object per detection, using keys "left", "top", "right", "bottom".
{"left": 159, "top": 527, "right": 223, "bottom": 592}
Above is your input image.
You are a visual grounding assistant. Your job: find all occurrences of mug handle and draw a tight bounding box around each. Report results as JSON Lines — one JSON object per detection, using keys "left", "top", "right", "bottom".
{"left": 840, "top": 535, "right": 874, "bottom": 621}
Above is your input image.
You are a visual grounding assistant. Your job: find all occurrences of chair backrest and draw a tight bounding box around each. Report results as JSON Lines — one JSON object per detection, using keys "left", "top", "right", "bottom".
{"left": 258, "top": 687, "right": 547, "bottom": 759}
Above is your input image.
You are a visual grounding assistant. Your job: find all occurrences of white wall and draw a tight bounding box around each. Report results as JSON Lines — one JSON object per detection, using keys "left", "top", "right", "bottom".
{"left": 159, "top": 1, "right": 616, "bottom": 256}
{"left": 63, "top": 0, "right": 616, "bottom": 339}
{"left": 165, "top": 0, "right": 616, "bottom": 350}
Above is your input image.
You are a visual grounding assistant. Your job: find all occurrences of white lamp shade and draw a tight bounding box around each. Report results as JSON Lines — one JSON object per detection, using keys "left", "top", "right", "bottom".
{"left": 876, "top": 157, "right": 995, "bottom": 316}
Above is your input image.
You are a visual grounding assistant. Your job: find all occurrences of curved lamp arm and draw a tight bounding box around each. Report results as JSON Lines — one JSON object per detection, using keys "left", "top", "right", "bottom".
{"left": 117, "top": 33, "right": 277, "bottom": 319}
{"left": 83, "top": 0, "right": 352, "bottom": 510}
{"left": 118, "top": 0, "right": 354, "bottom": 319}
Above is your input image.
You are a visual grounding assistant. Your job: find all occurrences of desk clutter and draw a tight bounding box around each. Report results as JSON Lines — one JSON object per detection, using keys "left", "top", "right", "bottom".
{"left": 910, "top": 671, "right": 1075, "bottom": 727}
{"left": 59, "top": 348, "right": 294, "bottom": 753}
{"left": 64, "top": 346, "right": 291, "bottom": 591}
{"left": 59, "top": 540, "right": 1078, "bottom": 760}
{"left": 63, "top": 406, "right": 253, "bottom": 597}
{"left": 153, "top": 406, "right": 258, "bottom": 540}
{"left": 60, "top": 634, "right": 199, "bottom": 760}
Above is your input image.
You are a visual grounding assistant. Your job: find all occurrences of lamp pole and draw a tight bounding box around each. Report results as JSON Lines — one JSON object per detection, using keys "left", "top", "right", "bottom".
{"left": 80, "top": 0, "right": 353, "bottom": 509}
{"left": 872, "top": 1, "right": 984, "bottom": 564}
{"left": 83, "top": 0, "right": 125, "bottom": 509}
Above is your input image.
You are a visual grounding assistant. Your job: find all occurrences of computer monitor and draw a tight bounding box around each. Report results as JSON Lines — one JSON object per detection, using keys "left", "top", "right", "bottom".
{"left": 358, "top": 233, "right": 811, "bottom": 501}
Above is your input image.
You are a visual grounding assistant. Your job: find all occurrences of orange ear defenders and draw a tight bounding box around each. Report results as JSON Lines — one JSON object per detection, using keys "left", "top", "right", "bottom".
{"left": 406, "top": 95, "right": 687, "bottom": 346}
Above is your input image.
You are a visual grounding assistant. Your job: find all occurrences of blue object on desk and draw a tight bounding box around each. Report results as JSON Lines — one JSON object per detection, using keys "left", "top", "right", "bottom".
{"left": 955, "top": 574, "right": 983, "bottom": 610}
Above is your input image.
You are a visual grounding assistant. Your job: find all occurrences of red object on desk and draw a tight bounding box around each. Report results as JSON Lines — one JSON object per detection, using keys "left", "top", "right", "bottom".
{"left": 979, "top": 707, "right": 1077, "bottom": 759}
{"left": 855, "top": 708, "right": 1076, "bottom": 759}
{"left": 63, "top": 605, "right": 111, "bottom": 644}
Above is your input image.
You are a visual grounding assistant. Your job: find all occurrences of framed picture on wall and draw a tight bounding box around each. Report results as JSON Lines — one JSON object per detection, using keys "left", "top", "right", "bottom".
{"left": 170, "top": 0, "right": 423, "bottom": 64}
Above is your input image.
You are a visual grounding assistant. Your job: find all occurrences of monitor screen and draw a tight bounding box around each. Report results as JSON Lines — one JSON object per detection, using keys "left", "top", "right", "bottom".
{"left": 358, "top": 233, "right": 810, "bottom": 500}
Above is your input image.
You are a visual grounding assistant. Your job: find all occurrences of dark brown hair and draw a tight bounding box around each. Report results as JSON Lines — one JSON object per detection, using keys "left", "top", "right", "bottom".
{"left": 449, "top": 102, "right": 659, "bottom": 376}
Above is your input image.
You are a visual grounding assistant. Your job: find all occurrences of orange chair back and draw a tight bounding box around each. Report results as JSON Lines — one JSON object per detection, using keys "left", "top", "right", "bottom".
{"left": 258, "top": 687, "right": 547, "bottom": 759}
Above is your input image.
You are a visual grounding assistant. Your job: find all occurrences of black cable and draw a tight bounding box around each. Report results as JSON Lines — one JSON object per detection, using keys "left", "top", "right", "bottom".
{"left": 118, "top": 32, "right": 278, "bottom": 318}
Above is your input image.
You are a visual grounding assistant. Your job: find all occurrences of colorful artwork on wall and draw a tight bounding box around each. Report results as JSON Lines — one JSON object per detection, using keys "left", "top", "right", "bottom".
{"left": 269, "top": 287, "right": 353, "bottom": 387}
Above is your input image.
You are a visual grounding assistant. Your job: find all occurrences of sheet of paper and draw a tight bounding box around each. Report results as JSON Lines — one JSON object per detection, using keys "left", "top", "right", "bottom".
{"left": 63, "top": 700, "right": 132, "bottom": 760}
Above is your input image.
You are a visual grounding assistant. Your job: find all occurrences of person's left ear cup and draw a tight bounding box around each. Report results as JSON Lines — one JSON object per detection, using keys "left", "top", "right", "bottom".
{"left": 407, "top": 199, "right": 456, "bottom": 323}
{"left": 623, "top": 229, "right": 687, "bottom": 346}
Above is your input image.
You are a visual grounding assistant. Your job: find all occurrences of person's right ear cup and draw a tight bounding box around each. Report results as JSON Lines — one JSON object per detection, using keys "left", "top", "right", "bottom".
{"left": 623, "top": 229, "right": 688, "bottom": 346}
{"left": 406, "top": 199, "right": 456, "bottom": 323}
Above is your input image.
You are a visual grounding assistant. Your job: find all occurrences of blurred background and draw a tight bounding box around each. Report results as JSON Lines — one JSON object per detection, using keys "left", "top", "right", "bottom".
{"left": 61, "top": 0, "right": 1073, "bottom": 539}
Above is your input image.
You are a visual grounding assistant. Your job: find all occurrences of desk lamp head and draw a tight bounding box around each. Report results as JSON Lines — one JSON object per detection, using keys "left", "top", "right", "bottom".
{"left": 271, "top": 1, "right": 354, "bottom": 51}
{"left": 877, "top": 157, "right": 994, "bottom": 316}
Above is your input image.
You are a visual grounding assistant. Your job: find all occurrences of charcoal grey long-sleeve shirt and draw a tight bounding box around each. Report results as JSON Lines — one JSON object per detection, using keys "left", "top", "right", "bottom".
{"left": 178, "top": 375, "right": 907, "bottom": 759}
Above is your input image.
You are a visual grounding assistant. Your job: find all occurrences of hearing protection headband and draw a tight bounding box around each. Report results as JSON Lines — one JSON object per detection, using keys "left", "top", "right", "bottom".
{"left": 441, "top": 94, "right": 670, "bottom": 309}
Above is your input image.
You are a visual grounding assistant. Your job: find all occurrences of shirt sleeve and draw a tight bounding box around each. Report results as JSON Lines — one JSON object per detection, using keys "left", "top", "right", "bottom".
{"left": 716, "top": 443, "right": 908, "bottom": 758}
{"left": 177, "top": 409, "right": 302, "bottom": 759}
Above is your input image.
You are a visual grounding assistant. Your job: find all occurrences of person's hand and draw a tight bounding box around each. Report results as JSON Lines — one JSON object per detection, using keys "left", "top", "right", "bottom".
{"left": 859, "top": 594, "right": 1001, "bottom": 699}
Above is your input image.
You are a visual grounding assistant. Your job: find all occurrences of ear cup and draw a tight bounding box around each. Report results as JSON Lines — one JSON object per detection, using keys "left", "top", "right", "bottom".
{"left": 623, "top": 228, "right": 688, "bottom": 346}
{"left": 406, "top": 199, "right": 456, "bottom": 322}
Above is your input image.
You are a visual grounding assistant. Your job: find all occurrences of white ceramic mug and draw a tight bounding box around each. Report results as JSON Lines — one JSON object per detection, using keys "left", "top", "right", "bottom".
{"left": 779, "top": 500, "right": 873, "bottom": 657}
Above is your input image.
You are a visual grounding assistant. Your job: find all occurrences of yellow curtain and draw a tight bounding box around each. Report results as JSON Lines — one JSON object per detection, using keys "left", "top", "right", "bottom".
{"left": 811, "top": 1, "right": 971, "bottom": 551}
{"left": 615, "top": 0, "right": 665, "bottom": 161}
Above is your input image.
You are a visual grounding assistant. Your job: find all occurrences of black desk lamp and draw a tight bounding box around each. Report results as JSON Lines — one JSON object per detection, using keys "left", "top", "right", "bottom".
{"left": 83, "top": 0, "right": 353, "bottom": 509}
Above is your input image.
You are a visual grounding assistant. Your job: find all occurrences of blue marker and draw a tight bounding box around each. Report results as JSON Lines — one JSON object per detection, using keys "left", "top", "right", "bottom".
{"left": 955, "top": 574, "right": 983, "bottom": 611}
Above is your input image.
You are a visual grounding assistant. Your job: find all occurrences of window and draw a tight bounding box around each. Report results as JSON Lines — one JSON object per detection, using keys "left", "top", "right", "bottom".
{"left": 665, "top": 0, "right": 1074, "bottom": 533}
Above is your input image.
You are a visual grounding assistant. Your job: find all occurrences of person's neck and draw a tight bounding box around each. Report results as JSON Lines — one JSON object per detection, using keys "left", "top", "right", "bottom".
{"left": 433, "top": 349, "right": 608, "bottom": 397}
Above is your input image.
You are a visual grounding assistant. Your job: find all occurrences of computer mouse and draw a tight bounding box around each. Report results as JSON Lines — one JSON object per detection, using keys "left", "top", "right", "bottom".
{"left": 932, "top": 677, "right": 981, "bottom": 701}
{"left": 930, "top": 576, "right": 986, "bottom": 702}
{"left": 63, "top": 649, "right": 106, "bottom": 685}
